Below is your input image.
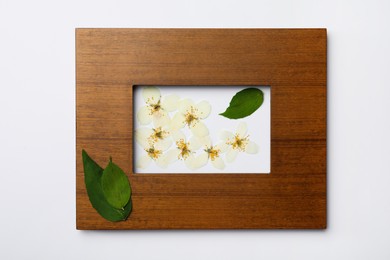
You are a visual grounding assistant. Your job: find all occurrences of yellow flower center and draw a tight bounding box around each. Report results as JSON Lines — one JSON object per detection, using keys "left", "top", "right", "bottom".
{"left": 205, "top": 146, "right": 220, "bottom": 161}
{"left": 184, "top": 106, "right": 199, "bottom": 127}
{"left": 176, "top": 139, "right": 192, "bottom": 160}
{"left": 149, "top": 127, "right": 169, "bottom": 143}
{"left": 148, "top": 99, "right": 162, "bottom": 115}
{"left": 227, "top": 134, "right": 249, "bottom": 152}
{"left": 145, "top": 146, "right": 162, "bottom": 160}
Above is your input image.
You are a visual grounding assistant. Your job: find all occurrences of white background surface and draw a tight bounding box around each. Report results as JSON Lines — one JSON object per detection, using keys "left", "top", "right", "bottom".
{"left": 1, "top": 0, "right": 390, "bottom": 259}
{"left": 134, "top": 86, "right": 270, "bottom": 173}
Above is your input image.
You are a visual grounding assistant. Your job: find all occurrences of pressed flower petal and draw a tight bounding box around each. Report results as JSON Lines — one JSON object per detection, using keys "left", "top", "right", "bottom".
{"left": 161, "top": 125, "right": 171, "bottom": 133}
{"left": 171, "top": 130, "right": 186, "bottom": 143}
{"left": 188, "top": 136, "right": 203, "bottom": 151}
{"left": 237, "top": 122, "right": 248, "bottom": 137}
{"left": 191, "top": 121, "right": 209, "bottom": 137}
{"left": 226, "top": 148, "right": 239, "bottom": 162}
{"left": 164, "top": 149, "right": 181, "bottom": 164}
{"left": 136, "top": 154, "right": 152, "bottom": 169}
{"left": 185, "top": 154, "right": 197, "bottom": 170}
{"left": 153, "top": 111, "right": 171, "bottom": 127}
{"left": 196, "top": 100, "right": 211, "bottom": 119}
{"left": 161, "top": 94, "right": 180, "bottom": 112}
{"left": 178, "top": 99, "right": 195, "bottom": 114}
{"left": 214, "top": 142, "right": 228, "bottom": 153}
{"left": 196, "top": 135, "right": 212, "bottom": 148}
{"left": 219, "top": 130, "right": 234, "bottom": 142}
{"left": 245, "top": 141, "right": 259, "bottom": 154}
{"left": 155, "top": 157, "right": 169, "bottom": 168}
{"left": 211, "top": 157, "right": 225, "bottom": 170}
{"left": 195, "top": 153, "right": 209, "bottom": 169}
{"left": 142, "top": 86, "right": 161, "bottom": 105}
{"left": 135, "top": 127, "right": 153, "bottom": 149}
{"left": 137, "top": 106, "right": 153, "bottom": 125}
{"left": 170, "top": 113, "right": 186, "bottom": 131}
{"left": 154, "top": 137, "right": 173, "bottom": 151}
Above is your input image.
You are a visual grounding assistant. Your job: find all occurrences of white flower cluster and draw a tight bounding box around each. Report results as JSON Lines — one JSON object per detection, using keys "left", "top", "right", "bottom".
{"left": 135, "top": 86, "right": 259, "bottom": 170}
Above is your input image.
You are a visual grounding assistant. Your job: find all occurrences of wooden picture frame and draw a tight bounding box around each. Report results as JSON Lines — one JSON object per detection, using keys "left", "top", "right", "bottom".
{"left": 76, "top": 28, "right": 327, "bottom": 229}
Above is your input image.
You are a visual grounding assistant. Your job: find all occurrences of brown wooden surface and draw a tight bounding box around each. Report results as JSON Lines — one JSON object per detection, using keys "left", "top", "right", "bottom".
{"left": 76, "top": 29, "right": 327, "bottom": 229}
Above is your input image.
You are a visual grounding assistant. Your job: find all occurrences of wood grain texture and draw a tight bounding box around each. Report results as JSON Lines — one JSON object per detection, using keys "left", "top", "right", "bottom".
{"left": 76, "top": 29, "right": 327, "bottom": 229}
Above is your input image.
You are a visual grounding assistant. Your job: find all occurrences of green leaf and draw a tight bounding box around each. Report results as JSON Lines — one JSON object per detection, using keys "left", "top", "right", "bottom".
{"left": 101, "top": 158, "right": 131, "bottom": 210}
{"left": 82, "top": 150, "right": 132, "bottom": 222}
{"left": 219, "top": 88, "right": 264, "bottom": 119}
